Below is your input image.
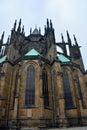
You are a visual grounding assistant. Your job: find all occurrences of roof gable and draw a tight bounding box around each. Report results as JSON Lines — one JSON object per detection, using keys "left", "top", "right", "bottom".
{"left": 32, "top": 28, "right": 40, "bottom": 35}
{"left": 25, "top": 49, "right": 41, "bottom": 56}
{"left": 58, "top": 54, "right": 70, "bottom": 63}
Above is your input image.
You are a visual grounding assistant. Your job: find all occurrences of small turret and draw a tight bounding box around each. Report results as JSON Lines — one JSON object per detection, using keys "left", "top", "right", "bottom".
{"left": 50, "top": 19, "right": 53, "bottom": 29}
{"left": 1, "top": 32, "right": 5, "bottom": 43}
{"left": 0, "top": 32, "right": 5, "bottom": 56}
{"left": 39, "top": 27, "right": 41, "bottom": 34}
{"left": 30, "top": 28, "right": 32, "bottom": 34}
{"left": 0, "top": 32, "right": 4, "bottom": 48}
{"left": 44, "top": 25, "right": 46, "bottom": 34}
{"left": 73, "top": 34, "right": 78, "bottom": 46}
{"left": 13, "top": 20, "right": 17, "bottom": 31}
{"left": 44, "top": 19, "right": 55, "bottom": 45}
{"left": 61, "top": 33, "right": 65, "bottom": 43}
{"left": 59, "top": 33, "right": 67, "bottom": 55}
{"left": 66, "top": 30, "right": 72, "bottom": 46}
{"left": 47, "top": 18, "right": 49, "bottom": 29}
{"left": 6, "top": 36, "right": 10, "bottom": 45}
{"left": 44, "top": 19, "right": 54, "bottom": 35}
{"left": 22, "top": 25, "right": 25, "bottom": 35}
{"left": 17, "top": 19, "right": 21, "bottom": 33}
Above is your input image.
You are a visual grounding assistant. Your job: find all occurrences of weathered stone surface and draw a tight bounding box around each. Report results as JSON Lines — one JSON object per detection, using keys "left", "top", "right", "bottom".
{"left": 0, "top": 19, "right": 87, "bottom": 129}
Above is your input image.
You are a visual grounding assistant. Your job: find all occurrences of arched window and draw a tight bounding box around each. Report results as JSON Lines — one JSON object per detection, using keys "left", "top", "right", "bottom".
{"left": 25, "top": 65, "right": 35, "bottom": 107}
{"left": 62, "top": 72, "right": 73, "bottom": 108}
{"left": 42, "top": 68, "right": 49, "bottom": 107}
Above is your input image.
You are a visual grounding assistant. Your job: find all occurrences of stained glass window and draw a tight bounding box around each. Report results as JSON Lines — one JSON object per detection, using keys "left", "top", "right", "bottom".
{"left": 25, "top": 65, "right": 35, "bottom": 107}
{"left": 62, "top": 72, "right": 73, "bottom": 108}
{"left": 42, "top": 68, "right": 49, "bottom": 107}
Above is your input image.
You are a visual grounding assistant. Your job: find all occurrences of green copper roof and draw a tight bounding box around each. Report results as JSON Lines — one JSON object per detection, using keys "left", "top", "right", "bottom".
{"left": 0, "top": 55, "right": 7, "bottom": 64}
{"left": 58, "top": 54, "right": 70, "bottom": 63}
{"left": 25, "top": 49, "right": 41, "bottom": 56}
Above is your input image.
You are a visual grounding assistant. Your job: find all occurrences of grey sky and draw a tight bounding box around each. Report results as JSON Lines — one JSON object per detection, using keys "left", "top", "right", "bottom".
{"left": 0, "top": 0, "right": 87, "bottom": 69}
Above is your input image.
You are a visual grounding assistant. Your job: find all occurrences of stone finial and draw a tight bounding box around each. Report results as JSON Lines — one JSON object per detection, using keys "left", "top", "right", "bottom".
{"left": 50, "top": 19, "right": 53, "bottom": 29}
{"left": 61, "top": 33, "right": 65, "bottom": 43}
{"left": 73, "top": 34, "right": 78, "bottom": 46}
{"left": 66, "top": 30, "right": 72, "bottom": 46}
{"left": 13, "top": 20, "right": 17, "bottom": 31}
{"left": 17, "top": 18, "right": 21, "bottom": 32}
{"left": 47, "top": 18, "right": 49, "bottom": 28}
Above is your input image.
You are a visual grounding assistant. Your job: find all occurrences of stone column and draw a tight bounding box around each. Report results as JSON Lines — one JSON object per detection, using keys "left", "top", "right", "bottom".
{"left": 56, "top": 71, "right": 68, "bottom": 127}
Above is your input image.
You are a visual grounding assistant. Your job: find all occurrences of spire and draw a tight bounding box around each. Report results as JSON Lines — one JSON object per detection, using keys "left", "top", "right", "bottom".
{"left": 30, "top": 28, "right": 32, "bottom": 34}
{"left": 66, "top": 30, "right": 72, "bottom": 46}
{"left": 0, "top": 32, "right": 4, "bottom": 53}
{"left": 73, "top": 34, "right": 78, "bottom": 46}
{"left": 47, "top": 18, "right": 49, "bottom": 28}
{"left": 61, "top": 33, "right": 65, "bottom": 43}
{"left": 17, "top": 19, "right": 21, "bottom": 32}
{"left": 13, "top": 20, "right": 17, "bottom": 31}
{"left": 61, "top": 33, "right": 67, "bottom": 55}
{"left": 1, "top": 32, "right": 5, "bottom": 43}
{"left": 6, "top": 36, "right": 10, "bottom": 45}
{"left": 22, "top": 25, "right": 24, "bottom": 34}
{"left": 44, "top": 25, "right": 46, "bottom": 33}
{"left": 50, "top": 19, "right": 53, "bottom": 29}
{"left": 39, "top": 27, "right": 41, "bottom": 34}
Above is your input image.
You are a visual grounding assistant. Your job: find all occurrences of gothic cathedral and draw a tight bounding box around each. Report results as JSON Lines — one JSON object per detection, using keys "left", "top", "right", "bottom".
{"left": 0, "top": 19, "right": 87, "bottom": 129}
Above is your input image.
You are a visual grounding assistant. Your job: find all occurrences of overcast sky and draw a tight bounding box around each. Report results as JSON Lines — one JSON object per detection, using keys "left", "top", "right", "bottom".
{"left": 0, "top": 0, "right": 87, "bottom": 69}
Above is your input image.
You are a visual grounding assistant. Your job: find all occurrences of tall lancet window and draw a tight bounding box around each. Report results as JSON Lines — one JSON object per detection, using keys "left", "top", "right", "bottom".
{"left": 25, "top": 65, "right": 35, "bottom": 107}
{"left": 42, "top": 68, "right": 49, "bottom": 107}
{"left": 62, "top": 72, "right": 73, "bottom": 108}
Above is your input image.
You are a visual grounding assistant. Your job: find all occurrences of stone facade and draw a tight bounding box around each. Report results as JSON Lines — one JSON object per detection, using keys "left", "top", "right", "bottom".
{"left": 0, "top": 19, "right": 87, "bottom": 129}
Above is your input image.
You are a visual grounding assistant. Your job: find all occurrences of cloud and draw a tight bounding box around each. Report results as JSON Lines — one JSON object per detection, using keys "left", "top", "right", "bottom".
{"left": 0, "top": 0, "right": 87, "bottom": 68}
{"left": 45, "top": 0, "right": 77, "bottom": 24}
